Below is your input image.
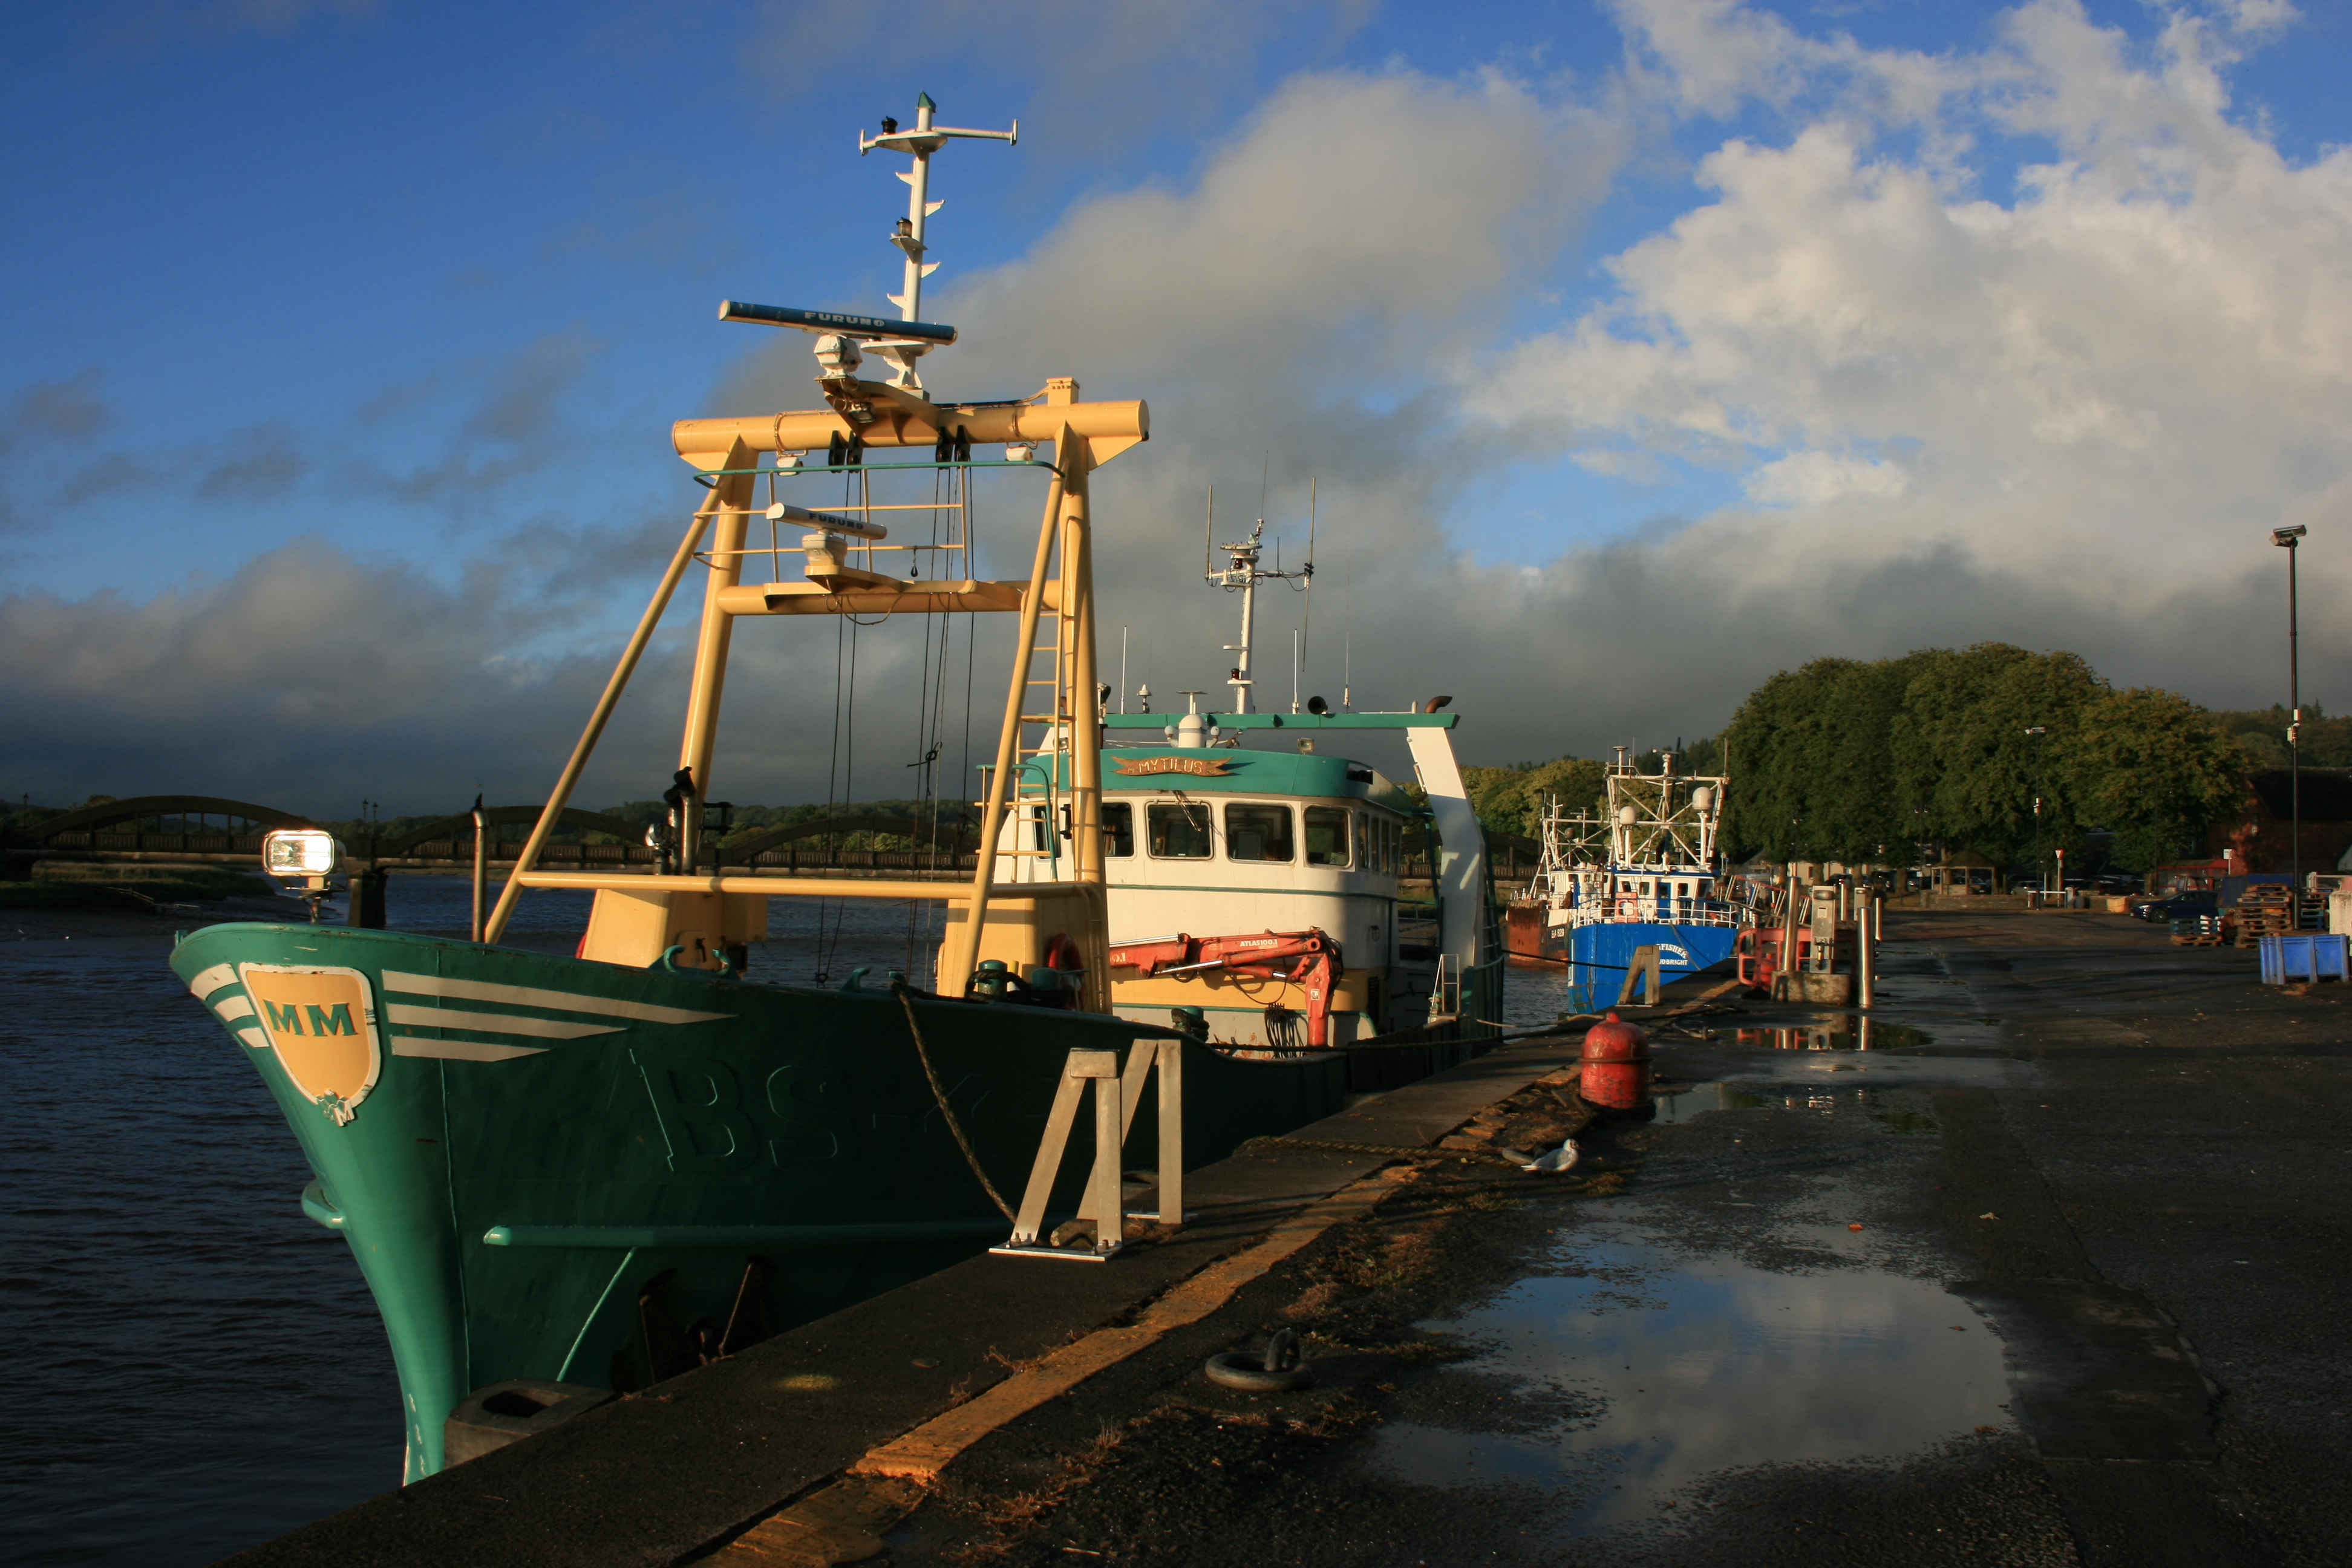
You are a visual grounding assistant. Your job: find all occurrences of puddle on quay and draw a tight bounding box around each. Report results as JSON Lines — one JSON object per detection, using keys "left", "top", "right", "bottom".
{"left": 1651, "top": 1080, "right": 1942, "bottom": 1132}
{"left": 1680, "top": 1014, "right": 1938, "bottom": 1050}
{"left": 1366, "top": 1210, "right": 2013, "bottom": 1532}
{"left": 1650, "top": 1081, "right": 1766, "bottom": 1122}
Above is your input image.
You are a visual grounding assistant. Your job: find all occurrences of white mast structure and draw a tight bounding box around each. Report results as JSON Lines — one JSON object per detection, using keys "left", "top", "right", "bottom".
{"left": 1605, "top": 745, "right": 1723, "bottom": 871}
{"left": 1204, "top": 495, "right": 1312, "bottom": 714}
{"left": 856, "top": 92, "right": 1017, "bottom": 393}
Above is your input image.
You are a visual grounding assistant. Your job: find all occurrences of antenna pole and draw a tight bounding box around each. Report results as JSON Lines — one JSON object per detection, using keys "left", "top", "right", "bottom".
{"left": 1301, "top": 475, "right": 1315, "bottom": 702}
{"left": 1234, "top": 532, "right": 1258, "bottom": 714}
{"left": 1119, "top": 626, "right": 1129, "bottom": 714}
{"left": 893, "top": 96, "right": 938, "bottom": 324}
{"left": 1203, "top": 485, "right": 1214, "bottom": 577}
{"left": 856, "top": 93, "right": 1016, "bottom": 388}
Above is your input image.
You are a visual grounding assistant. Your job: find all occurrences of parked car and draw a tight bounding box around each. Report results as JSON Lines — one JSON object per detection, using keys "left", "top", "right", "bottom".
{"left": 2130, "top": 890, "right": 2217, "bottom": 922}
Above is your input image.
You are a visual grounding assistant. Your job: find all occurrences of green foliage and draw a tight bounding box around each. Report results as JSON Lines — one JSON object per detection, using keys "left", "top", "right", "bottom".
{"left": 1888, "top": 645, "right": 2105, "bottom": 864}
{"left": 2066, "top": 688, "right": 2251, "bottom": 871}
{"left": 1723, "top": 656, "right": 1932, "bottom": 861}
{"left": 1721, "top": 642, "right": 2249, "bottom": 869}
{"left": 2207, "top": 704, "right": 2352, "bottom": 769}
{"left": 1462, "top": 757, "right": 1606, "bottom": 840}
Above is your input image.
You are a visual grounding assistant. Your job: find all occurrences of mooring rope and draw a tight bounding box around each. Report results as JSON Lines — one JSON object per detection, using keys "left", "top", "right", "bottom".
{"left": 895, "top": 981, "right": 1015, "bottom": 1220}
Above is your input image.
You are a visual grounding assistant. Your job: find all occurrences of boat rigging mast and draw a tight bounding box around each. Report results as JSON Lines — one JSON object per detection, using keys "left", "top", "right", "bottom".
{"left": 1203, "top": 491, "right": 1313, "bottom": 714}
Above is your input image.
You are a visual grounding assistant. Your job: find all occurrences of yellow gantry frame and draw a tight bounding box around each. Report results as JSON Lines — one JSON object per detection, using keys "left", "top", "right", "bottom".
{"left": 483, "top": 379, "right": 1143, "bottom": 1008}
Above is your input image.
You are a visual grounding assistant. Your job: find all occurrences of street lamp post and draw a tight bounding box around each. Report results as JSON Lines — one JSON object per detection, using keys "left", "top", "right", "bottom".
{"left": 2024, "top": 726, "right": 2048, "bottom": 893}
{"left": 2273, "top": 525, "right": 2307, "bottom": 909}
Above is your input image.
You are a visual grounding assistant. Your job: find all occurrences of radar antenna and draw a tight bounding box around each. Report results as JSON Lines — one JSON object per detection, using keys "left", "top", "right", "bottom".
{"left": 714, "top": 92, "right": 1016, "bottom": 397}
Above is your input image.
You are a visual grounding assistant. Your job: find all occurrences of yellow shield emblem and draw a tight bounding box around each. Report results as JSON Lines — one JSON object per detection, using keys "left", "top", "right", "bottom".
{"left": 239, "top": 965, "right": 382, "bottom": 1125}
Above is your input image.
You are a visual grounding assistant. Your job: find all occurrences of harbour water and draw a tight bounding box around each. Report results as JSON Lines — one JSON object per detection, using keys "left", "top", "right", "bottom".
{"left": 1, "top": 878, "right": 1564, "bottom": 1565}
{"left": 0, "top": 878, "right": 954, "bottom": 1566}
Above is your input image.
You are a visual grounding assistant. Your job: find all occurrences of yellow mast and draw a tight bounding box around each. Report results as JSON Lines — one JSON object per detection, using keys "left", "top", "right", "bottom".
{"left": 491, "top": 96, "right": 1139, "bottom": 993}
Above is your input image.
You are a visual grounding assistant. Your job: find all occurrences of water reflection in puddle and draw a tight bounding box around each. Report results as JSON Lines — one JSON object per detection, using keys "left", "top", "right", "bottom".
{"left": 1688, "top": 1015, "right": 1938, "bottom": 1050}
{"left": 1650, "top": 1082, "right": 1944, "bottom": 1133}
{"left": 1368, "top": 1216, "right": 2012, "bottom": 1531}
{"left": 1650, "top": 1082, "right": 1765, "bottom": 1122}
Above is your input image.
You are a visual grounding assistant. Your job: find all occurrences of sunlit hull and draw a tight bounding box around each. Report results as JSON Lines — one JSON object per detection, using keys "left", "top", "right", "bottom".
{"left": 171, "top": 922, "right": 1346, "bottom": 1480}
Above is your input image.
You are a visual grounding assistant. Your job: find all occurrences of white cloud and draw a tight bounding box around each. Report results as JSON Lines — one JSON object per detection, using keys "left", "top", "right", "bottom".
{"left": 1744, "top": 450, "right": 1909, "bottom": 506}
{"left": 15, "top": 2, "right": 2350, "bottom": 811}
{"left": 1477, "top": 0, "right": 2352, "bottom": 642}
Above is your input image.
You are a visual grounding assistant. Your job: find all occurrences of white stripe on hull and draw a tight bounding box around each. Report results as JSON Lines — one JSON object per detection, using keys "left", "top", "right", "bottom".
{"left": 380, "top": 970, "right": 727, "bottom": 1025}
{"left": 234, "top": 1026, "right": 267, "bottom": 1050}
{"left": 390, "top": 1036, "right": 551, "bottom": 1062}
{"left": 186, "top": 962, "right": 238, "bottom": 999}
{"left": 384, "top": 1004, "right": 621, "bottom": 1039}
{"left": 213, "top": 995, "right": 255, "bottom": 1021}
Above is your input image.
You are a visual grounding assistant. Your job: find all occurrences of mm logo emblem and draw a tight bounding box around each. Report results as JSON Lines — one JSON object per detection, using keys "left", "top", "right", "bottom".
{"left": 262, "top": 999, "right": 358, "bottom": 1036}
{"left": 240, "top": 964, "right": 382, "bottom": 1125}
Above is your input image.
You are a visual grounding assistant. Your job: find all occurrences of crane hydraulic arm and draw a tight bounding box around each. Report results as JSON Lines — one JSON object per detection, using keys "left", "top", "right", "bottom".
{"left": 1105, "top": 928, "right": 1342, "bottom": 1048}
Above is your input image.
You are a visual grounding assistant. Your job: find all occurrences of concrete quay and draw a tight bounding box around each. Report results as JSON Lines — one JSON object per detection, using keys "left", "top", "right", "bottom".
{"left": 232, "top": 910, "right": 2351, "bottom": 1567}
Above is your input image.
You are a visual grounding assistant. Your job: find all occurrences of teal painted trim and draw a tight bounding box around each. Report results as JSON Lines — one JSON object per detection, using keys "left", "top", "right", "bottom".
{"left": 480, "top": 1218, "right": 1011, "bottom": 1249}
{"left": 556, "top": 1248, "right": 638, "bottom": 1383}
{"left": 1103, "top": 711, "right": 1456, "bottom": 730}
{"left": 299, "top": 1180, "right": 345, "bottom": 1230}
{"left": 1039, "top": 747, "right": 1413, "bottom": 806}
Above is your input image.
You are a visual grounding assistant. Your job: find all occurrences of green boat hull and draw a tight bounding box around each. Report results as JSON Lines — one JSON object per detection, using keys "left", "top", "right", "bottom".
{"left": 171, "top": 924, "right": 1348, "bottom": 1480}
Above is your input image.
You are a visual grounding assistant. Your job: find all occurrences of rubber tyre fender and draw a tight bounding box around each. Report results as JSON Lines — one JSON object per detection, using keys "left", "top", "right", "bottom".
{"left": 1204, "top": 1327, "right": 1314, "bottom": 1392}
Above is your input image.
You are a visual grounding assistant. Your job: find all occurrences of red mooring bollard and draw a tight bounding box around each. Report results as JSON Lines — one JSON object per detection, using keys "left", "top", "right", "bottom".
{"left": 1579, "top": 1010, "right": 1651, "bottom": 1111}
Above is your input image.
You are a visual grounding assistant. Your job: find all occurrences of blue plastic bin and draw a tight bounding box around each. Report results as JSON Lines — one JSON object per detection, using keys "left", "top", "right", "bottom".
{"left": 2259, "top": 932, "right": 2349, "bottom": 985}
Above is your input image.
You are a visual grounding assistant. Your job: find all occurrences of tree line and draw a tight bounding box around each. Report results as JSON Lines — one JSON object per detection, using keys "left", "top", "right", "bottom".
{"left": 1465, "top": 644, "right": 2273, "bottom": 872}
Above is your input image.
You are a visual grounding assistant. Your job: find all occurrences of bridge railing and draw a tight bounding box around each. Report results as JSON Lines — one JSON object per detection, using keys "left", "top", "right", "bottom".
{"left": 32, "top": 829, "right": 979, "bottom": 875}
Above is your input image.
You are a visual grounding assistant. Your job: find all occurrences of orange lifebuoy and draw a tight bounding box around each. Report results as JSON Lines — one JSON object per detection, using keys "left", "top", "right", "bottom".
{"left": 1042, "top": 932, "right": 1085, "bottom": 973}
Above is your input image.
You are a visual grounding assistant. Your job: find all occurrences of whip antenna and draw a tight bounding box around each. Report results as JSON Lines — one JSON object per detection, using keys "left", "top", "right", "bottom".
{"left": 1301, "top": 477, "right": 1316, "bottom": 706}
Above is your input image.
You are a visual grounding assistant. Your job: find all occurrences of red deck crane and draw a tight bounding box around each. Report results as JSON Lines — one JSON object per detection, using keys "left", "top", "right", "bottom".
{"left": 1105, "top": 929, "right": 1343, "bottom": 1048}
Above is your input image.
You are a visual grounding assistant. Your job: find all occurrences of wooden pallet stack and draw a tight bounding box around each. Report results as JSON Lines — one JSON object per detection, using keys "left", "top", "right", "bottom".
{"left": 2171, "top": 913, "right": 2227, "bottom": 947}
{"left": 2233, "top": 884, "right": 2297, "bottom": 948}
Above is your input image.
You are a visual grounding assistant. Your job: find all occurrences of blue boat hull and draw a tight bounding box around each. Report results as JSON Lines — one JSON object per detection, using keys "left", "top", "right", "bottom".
{"left": 1569, "top": 921, "right": 1738, "bottom": 996}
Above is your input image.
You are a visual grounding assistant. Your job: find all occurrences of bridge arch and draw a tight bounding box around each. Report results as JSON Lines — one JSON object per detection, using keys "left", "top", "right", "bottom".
{"left": 34, "top": 795, "right": 312, "bottom": 839}
{"left": 368, "top": 806, "right": 644, "bottom": 861}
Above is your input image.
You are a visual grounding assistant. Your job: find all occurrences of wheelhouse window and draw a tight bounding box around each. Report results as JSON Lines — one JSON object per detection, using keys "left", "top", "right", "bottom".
{"left": 1102, "top": 802, "right": 1134, "bottom": 858}
{"left": 1305, "top": 806, "right": 1350, "bottom": 867}
{"left": 1147, "top": 801, "right": 1212, "bottom": 858}
{"left": 1224, "top": 803, "right": 1294, "bottom": 862}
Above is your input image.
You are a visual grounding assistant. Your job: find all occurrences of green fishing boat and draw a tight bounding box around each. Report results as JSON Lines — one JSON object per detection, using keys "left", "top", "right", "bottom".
{"left": 169, "top": 95, "right": 1495, "bottom": 1483}
{"left": 171, "top": 923, "right": 1339, "bottom": 1480}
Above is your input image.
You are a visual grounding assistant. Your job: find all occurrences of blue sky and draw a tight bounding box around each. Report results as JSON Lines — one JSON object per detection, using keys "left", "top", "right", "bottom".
{"left": 6, "top": 1, "right": 2351, "bottom": 811}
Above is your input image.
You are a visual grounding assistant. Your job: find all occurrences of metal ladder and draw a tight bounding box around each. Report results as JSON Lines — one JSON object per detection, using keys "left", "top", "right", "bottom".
{"left": 997, "top": 520, "right": 1084, "bottom": 877}
{"left": 1430, "top": 952, "right": 1460, "bottom": 1022}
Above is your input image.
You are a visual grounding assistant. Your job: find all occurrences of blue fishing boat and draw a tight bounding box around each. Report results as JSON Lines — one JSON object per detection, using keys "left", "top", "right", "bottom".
{"left": 1509, "top": 748, "right": 1757, "bottom": 1001}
